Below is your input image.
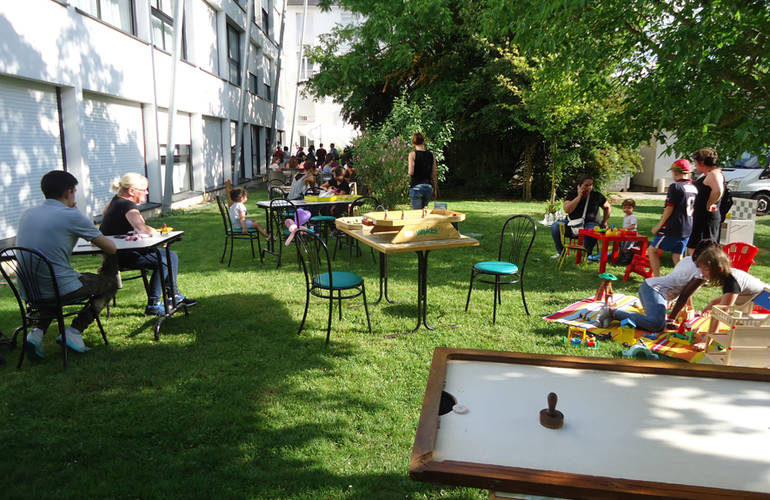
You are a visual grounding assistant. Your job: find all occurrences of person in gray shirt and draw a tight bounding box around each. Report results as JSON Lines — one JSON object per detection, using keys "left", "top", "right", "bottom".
{"left": 15, "top": 170, "right": 118, "bottom": 358}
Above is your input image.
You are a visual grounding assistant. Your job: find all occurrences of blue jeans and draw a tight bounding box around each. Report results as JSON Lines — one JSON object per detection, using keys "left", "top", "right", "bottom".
{"left": 118, "top": 249, "right": 179, "bottom": 304}
{"left": 612, "top": 281, "right": 667, "bottom": 332}
{"left": 550, "top": 219, "right": 600, "bottom": 254}
{"left": 409, "top": 184, "right": 433, "bottom": 209}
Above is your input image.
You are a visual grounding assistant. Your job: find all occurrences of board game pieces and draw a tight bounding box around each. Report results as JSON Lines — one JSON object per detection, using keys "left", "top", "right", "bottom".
{"left": 539, "top": 392, "right": 564, "bottom": 429}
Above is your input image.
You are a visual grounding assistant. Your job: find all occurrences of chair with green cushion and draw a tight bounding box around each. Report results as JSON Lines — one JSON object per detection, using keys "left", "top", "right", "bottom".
{"left": 216, "top": 195, "right": 263, "bottom": 267}
{"left": 294, "top": 228, "right": 372, "bottom": 344}
{"left": 465, "top": 214, "right": 536, "bottom": 323}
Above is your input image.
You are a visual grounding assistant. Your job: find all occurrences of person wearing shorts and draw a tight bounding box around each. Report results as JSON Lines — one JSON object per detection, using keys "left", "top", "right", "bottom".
{"left": 648, "top": 159, "right": 698, "bottom": 276}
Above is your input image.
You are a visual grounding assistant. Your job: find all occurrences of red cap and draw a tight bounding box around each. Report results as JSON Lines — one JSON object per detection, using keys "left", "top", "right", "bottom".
{"left": 669, "top": 159, "right": 691, "bottom": 172}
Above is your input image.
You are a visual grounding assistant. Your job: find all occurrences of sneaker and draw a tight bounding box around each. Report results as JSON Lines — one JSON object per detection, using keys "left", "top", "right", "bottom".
{"left": 145, "top": 302, "right": 166, "bottom": 316}
{"left": 55, "top": 327, "right": 90, "bottom": 353}
{"left": 25, "top": 328, "right": 45, "bottom": 360}
{"left": 588, "top": 254, "right": 601, "bottom": 262}
{"left": 551, "top": 253, "right": 561, "bottom": 259}
{"left": 173, "top": 294, "right": 198, "bottom": 307}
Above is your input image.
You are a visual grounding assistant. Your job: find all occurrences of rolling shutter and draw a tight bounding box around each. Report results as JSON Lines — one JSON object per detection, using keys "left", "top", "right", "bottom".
{"left": 0, "top": 76, "right": 63, "bottom": 241}
{"left": 203, "top": 116, "right": 224, "bottom": 189}
{"left": 82, "top": 94, "right": 145, "bottom": 214}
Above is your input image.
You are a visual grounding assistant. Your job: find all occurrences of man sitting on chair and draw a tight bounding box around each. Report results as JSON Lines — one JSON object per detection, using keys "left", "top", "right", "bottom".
{"left": 15, "top": 170, "right": 118, "bottom": 358}
{"left": 550, "top": 174, "right": 610, "bottom": 259}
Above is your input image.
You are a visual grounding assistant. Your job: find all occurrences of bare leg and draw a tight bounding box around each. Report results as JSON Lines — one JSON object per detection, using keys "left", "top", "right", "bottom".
{"left": 672, "top": 252, "right": 682, "bottom": 267}
{"left": 250, "top": 220, "right": 269, "bottom": 238}
{"left": 647, "top": 246, "right": 661, "bottom": 277}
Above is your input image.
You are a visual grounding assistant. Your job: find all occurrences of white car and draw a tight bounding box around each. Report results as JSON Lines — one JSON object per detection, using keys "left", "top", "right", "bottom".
{"left": 724, "top": 153, "right": 770, "bottom": 216}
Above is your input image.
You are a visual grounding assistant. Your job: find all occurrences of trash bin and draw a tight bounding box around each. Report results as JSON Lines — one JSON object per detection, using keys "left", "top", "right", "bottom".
{"left": 655, "top": 178, "right": 667, "bottom": 193}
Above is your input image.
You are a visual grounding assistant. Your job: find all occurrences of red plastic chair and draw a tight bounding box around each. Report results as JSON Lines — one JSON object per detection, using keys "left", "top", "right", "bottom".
{"left": 623, "top": 247, "right": 661, "bottom": 281}
{"left": 722, "top": 242, "right": 758, "bottom": 272}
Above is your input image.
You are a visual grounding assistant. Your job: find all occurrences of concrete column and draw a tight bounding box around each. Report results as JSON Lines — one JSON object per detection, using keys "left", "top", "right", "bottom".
{"left": 59, "top": 85, "right": 91, "bottom": 216}
{"left": 217, "top": 9, "right": 228, "bottom": 81}
{"left": 142, "top": 103, "right": 162, "bottom": 204}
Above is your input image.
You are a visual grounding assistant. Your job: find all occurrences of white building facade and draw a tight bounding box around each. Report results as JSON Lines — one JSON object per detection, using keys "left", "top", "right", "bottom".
{"left": 282, "top": 0, "right": 357, "bottom": 153}
{"left": 0, "top": 0, "right": 286, "bottom": 242}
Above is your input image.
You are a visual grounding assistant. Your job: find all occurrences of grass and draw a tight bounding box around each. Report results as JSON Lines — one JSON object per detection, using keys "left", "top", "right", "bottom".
{"left": 1, "top": 195, "right": 768, "bottom": 499}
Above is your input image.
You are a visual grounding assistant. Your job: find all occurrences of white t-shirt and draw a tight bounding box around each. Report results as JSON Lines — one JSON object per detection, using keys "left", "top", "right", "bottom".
{"left": 229, "top": 201, "right": 248, "bottom": 229}
{"left": 645, "top": 256, "right": 703, "bottom": 301}
{"left": 623, "top": 213, "right": 637, "bottom": 229}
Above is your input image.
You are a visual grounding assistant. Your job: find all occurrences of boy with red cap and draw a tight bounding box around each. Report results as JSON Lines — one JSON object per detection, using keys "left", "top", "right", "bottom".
{"left": 647, "top": 159, "right": 698, "bottom": 276}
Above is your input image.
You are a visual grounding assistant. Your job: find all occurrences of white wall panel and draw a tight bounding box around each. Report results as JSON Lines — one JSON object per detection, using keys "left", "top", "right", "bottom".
{"left": 0, "top": 76, "right": 63, "bottom": 241}
{"left": 203, "top": 116, "right": 224, "bottom": 189}
{"left": 82, "top": 94, "right": 145, "bottom": 214}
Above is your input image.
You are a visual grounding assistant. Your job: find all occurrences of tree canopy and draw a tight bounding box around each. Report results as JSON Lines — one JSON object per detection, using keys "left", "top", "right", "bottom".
{"left": 485, "top": 0, "right": 770, "bottom": 158}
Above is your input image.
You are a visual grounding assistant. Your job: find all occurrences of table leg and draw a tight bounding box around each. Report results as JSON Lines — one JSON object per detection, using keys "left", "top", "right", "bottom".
{"left": 599, "top": 239, "right": 610, "bottom": 273}
{"left": 153, "top": 243, "right": 188, "bottom": 341}
{"left": 372, "top": 253, "right": 398, "bottom": 305}
{"left": 386, "top": 250, "right": 435, "bottom": 338}
{"left": 575, "top": 233, "right": 584, "bottom": 265}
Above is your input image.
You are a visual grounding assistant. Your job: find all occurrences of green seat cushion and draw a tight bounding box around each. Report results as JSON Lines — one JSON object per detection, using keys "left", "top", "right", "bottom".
{"left": 473, "top": 261, "right": 518, "bottom": 274}
{"left": 231, "top": 227, "right": 258, "bottom": 233}
{"left": 310, "top": 215, "right": 336, "bottom": 222}
{"left": 313, "top": 271, "right": 363, "bottom": 290}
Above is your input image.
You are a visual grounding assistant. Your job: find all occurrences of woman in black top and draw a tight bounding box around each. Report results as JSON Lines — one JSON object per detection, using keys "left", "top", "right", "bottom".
{"left": 407, "top": 132, "right": 437, "bottom": 209}
{"left": 100, "top": 172, "right": 196, "bottom": 316}
{"left": 687, "top": 147, "right": 724, "bottom": 253}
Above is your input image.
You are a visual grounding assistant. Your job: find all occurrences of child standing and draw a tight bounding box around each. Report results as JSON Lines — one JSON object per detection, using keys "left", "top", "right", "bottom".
{"left": 229, "top": 188, "right": 268, "bottom": 237}
{"left": 615, "top": 199, "right": 638, "bottom": 264}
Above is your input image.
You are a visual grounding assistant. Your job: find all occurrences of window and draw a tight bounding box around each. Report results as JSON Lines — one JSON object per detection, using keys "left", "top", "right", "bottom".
{"left": 227, "top": 23, "right": 242, "bottom": 85}
{"left": 263, "top": 56, "right": 272, "bottom": 100}
{"left": 76, "top": 0, "right": 134, "bottom": 34}
{"left": 261, "top": 0, "right": 270, "bottom": 35}
{"left": 231, "top": 121, "right": 245, "bottom": 179}
{"left": 150, "top": 0, "right": 186, "bottom": 58}
{"left": 251, "top": 125, "right": 261, "bottom": 176}
{"left": 298, "top": 48, "right": 313, "bottom": 81}
{"left": 160, "top": 144, "right": 192, "bottom": 193}
{"left": 248, "top": 73, "right": 258, "bottom": 94}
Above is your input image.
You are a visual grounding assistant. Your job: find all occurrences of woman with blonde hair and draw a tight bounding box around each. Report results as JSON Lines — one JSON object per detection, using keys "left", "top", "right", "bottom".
{"left": 100, "top": 172, "right": 196, "bottom": 315}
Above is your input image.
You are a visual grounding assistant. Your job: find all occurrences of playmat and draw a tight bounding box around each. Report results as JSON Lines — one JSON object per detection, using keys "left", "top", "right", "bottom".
{"left": 543, "top": 294, "right": 727, "bottom": 363}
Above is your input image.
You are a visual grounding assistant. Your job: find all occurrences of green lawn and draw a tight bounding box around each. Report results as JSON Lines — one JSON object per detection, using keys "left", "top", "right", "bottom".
{"left": 1, "top": 195, "right": 768, "bottom": 499}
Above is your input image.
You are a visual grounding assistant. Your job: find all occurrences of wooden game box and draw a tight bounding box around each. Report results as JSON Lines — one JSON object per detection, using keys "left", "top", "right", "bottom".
{"left": 337, "top": 209, "right": 466, "bottom": 244}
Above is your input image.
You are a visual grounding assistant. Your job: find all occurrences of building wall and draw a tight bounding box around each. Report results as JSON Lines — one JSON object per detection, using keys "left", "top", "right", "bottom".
{"left": 281, "top": 0, "right": 357, "bottom": 153}
{"left": 634, "top": 133, "right": 679, "bottom": 190}
{"left": 0, "top": 0, "right": 286, "bottom": 240}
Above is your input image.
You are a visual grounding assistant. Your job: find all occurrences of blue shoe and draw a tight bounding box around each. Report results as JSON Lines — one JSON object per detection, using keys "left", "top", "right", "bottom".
{"left": 55, "top": 327, "right": 90, "bottom": 353}
{"left": 145, "top": 302, "right": 166, "bottom": 316}
{"left": 588, "top": 254, "right": 601, "bottom": 262}
{"left": 24, "top": 328, "right": 45, "bottom": 360}
{"left": 173, "top": 294, "right": 198, "bottom": 307}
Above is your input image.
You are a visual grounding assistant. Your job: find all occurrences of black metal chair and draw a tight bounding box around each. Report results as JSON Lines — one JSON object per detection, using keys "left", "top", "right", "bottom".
{"left": 106, "top": 267, "right": 150, "bottom": 319}
{"left": 268, "top": 178, "right": 286, "bottom": 189}
{"left": 465, "top": 215, "right": 536, "bottom": 323}
{"left": 294, "top": 229, "right": 371, "bottom": 344}
{"left": 332, "top": 195, "right": 381, "bottom": 265}
{"left": 0, "top": 247, "right": 109, "bottom": 369}
{"left": 216, "top": 195, "right": 263, "bottom": 267}
{"left": 263, "top": 198, "right": 298, "bottom": 268}
{"left": 269, "top": 185, "right": 286, "bottom": 200}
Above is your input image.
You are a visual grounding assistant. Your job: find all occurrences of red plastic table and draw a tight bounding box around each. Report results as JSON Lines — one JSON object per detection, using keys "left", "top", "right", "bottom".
{"left": 576, "top": 228, "right": 649, "bottom": 273}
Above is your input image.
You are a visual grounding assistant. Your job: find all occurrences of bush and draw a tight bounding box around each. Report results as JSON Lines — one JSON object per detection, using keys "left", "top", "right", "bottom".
{"left": 353, "top": 134, "right": 412, "bottom": 210}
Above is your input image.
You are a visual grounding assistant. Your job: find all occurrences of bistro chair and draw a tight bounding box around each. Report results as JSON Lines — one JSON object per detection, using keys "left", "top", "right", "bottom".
{"left": 216, "top": 195, "right": 263, "bottom": 267}
{"left": 264, "top": 198, "right": 299, "bottom": 268}
{"left": 332, "top": 195, "right": 381, "bottom": 265}
{"left": 557, "top": 223, "right": 588, "bottom": 269}
{"left": 269, "top": 185, "right": 287, "bottom": 200}
{"left": 294, "top": 229, "right": 372, "bottom": 344}
{"left": 0, "top": 247, "right": 109, "bottom": 369}
{"left": 465, "top": 215, "right": 536, "bottom": 323}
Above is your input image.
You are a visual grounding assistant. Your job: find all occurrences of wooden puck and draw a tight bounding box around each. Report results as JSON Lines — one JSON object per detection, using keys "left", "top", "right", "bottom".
{"left": 539, "top": 392, "right": 564, "bottom": 429}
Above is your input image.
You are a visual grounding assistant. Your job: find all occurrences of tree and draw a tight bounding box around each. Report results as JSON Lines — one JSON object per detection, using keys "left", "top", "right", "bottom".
{"left": 485, "top": 0, "right": 770, "bottom": 158}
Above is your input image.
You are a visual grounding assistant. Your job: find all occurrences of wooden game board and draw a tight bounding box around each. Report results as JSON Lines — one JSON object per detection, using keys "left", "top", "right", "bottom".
{"left": 352, "top": 208, "right": 466, "bottom": 244}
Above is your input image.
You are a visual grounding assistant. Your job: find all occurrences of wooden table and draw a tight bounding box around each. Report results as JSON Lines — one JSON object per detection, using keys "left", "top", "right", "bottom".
{"left": 411, "top": 347, "right": 770, "bottom": 499}
{"left": 576, "top": 228, "right": 649, "bottom": 273}
{"left": 73, "top": 231, "right": 187, "bottom": 340}
{"left": 335, "top": 224, "right": 478, "bottom": 336}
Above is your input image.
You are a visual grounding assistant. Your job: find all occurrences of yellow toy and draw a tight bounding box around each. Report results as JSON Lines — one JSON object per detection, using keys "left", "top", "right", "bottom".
{"left": 160, "top": 224, "right": 173, "bottom": 234}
